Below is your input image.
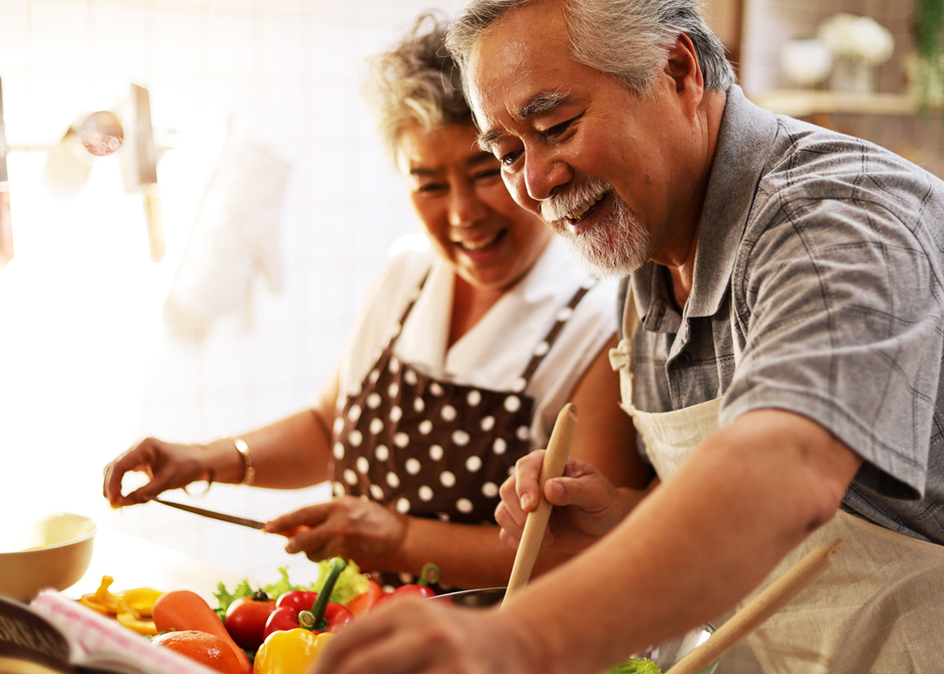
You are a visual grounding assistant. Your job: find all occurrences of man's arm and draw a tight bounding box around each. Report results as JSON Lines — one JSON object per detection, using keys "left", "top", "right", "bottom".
{"left": 500, "top": 408, "right": 863, "bottom": 674}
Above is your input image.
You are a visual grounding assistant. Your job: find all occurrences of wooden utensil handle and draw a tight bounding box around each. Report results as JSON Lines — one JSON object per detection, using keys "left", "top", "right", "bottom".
{"left": 664, "top": 538, "right": 844, "bottom": 674}
{"left": 144, "top": 184, "right": 165, "bottom": 263}
{"left": 502, "top": 403, "right": 577, "bottom": 606}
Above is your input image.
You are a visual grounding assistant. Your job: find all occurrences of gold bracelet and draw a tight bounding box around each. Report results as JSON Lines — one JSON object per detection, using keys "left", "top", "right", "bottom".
{"left": 230, "top": 437, "right": 256, "bottom": 485}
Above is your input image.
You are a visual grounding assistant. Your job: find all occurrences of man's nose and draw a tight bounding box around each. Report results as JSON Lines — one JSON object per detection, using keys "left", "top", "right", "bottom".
{"left": 448, "top": 184, "right": 488, "bottom": 226}
{"left": 523, "top": 150, "right": 572, "bottom": 202}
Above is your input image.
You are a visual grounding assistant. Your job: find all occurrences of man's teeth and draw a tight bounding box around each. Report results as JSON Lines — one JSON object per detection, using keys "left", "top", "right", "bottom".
{"left": 566, "top": 193, "right": 606, "bottom": 221}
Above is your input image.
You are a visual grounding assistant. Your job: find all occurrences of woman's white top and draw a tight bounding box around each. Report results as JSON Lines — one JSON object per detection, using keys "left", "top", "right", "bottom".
{"left": 336, "top": 234, "right": 619, "bottom": 449}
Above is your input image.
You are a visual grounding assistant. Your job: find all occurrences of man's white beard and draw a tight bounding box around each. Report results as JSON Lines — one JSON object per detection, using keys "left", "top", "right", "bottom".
{"left": 542, "top": 177, "right": 650, "bottom": 278}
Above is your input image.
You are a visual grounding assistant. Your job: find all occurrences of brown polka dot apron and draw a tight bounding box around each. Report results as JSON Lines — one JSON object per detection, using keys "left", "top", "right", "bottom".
{"left": 332, "top": 273, "right": 595, "bottom": 589}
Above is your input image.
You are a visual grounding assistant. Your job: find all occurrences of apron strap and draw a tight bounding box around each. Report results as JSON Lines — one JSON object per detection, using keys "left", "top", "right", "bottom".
{"left": 516, "top": 277, "right": 598, "bottom": 387}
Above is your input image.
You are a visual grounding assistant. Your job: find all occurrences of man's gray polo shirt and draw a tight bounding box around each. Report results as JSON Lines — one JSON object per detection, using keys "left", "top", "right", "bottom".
{"left": 622, "top": 85, "right": 944, "bottom": 544}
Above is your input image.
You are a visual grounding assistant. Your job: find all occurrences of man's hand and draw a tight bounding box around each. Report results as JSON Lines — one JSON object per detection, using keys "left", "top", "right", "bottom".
{"left": 265, "top": 496, "right": 409, "bottom": 571}
{"left": 309, "top": 596, "right": 548, "bottom": 674}
{"left": 495, "top": 450, "right": 645, "bottom": 554}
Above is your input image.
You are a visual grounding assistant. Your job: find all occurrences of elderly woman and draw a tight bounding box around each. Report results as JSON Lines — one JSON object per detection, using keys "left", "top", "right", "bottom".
{"left": 102, "top": 13, "right": 648, "bottom": 591}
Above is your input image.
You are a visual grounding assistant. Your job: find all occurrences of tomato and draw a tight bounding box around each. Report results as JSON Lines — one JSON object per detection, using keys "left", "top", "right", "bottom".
{"left": 346, "top": 579, "right": 383, "bottom": 617}
{"left": 224, "top": 591, "right": 276, "bottom": 651}
{"left": 370, "top": 583, "right": 436, "bottom": 611}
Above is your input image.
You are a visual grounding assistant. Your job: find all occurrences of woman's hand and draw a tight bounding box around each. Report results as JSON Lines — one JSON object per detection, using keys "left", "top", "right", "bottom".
{"left": 265, "top": 497, "right": 409, "bottom": 571}
{"left": 309, "top": 596, "right": 549, "bottom": 674}
{"left": 102, "top": 438, "right": 211, "bottom": 507}
{"left": 495, "top": 450, "right": 644, "bottom": 554}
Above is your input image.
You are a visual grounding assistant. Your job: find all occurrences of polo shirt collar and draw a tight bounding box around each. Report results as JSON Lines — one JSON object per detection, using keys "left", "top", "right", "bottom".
{"left": 688, "top": 85, "right": 780, "bottom": 316}
{"left": 631, "top": 85, "right": 780, "bottom": 326}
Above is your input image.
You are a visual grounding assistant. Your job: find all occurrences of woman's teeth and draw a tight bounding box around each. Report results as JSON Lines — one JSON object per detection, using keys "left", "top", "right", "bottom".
{"left": 566, "top": 192, "right": 606, "bottom": 222}
{"left": 458, "top": 231, "right": 501, "bottom": 251}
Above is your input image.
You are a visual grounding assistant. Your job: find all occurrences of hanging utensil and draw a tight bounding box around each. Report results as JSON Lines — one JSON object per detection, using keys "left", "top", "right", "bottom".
{"left": 0, "top": 76, "right": 13, "bottom": 263}
{"left": 664, "top": 538, "right": 844, "bottom": 674}
{"left": 501, "top": 403, "right": 577, "bottom": 607}
{"left": 121, "top": 84, "right": 164, "bottom": 262}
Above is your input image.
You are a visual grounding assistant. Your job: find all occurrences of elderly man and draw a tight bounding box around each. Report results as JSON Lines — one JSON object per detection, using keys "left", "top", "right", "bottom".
{"left": 312, "top": 1, "right": 944, "bottom": 673}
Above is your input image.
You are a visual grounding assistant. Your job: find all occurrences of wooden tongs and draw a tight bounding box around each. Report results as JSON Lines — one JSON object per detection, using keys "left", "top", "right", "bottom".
{"left": 664, "top": 538, "right": 844, "bottom": 674}
{"left": 502, "top": 403, "right": 578, "bottom": 607}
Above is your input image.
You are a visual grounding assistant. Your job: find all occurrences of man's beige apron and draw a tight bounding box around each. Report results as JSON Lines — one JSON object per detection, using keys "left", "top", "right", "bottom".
{"left": 609, "top": 291, "right": 944, "bottom": 673}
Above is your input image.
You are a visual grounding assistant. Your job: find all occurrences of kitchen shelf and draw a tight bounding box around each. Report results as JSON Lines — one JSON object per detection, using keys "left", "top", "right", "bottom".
{"left": 749, "top": 89, "right": 926, "bottom": 117}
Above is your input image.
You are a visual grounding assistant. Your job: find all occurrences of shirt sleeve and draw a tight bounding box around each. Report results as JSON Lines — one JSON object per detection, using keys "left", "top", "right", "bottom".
{"left": 721, "top": 171, "right": 944, "bottom": 500}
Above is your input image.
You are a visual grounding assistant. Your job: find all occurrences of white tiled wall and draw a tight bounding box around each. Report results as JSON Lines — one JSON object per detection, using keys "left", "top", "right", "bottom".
{"left": 0, "top": 0, "right": 465, "bottom": 586}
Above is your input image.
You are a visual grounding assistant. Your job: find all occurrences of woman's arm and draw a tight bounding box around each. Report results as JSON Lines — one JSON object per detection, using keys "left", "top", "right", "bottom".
{"left": 103, "top": 367, "right": 341, "bottom": 505}
{"left": 268, "top": 499, "right": 575, "bottom": 589}
{"left": 207, "top": 367, "right": 340, "bottom": 488}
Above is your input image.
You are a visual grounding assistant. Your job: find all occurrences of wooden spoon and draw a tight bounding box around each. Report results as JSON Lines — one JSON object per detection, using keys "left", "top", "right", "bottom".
{"left": 501, "top": 403, "right": 578, "bottom": 607}
{"left": 664, "top": 538, "right": 844, "bottom": 674}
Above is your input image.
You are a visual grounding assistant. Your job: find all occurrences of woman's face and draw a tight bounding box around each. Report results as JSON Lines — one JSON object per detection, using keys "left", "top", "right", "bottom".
{"left": 397, "top": 123, "right": 552, "bottom": 292}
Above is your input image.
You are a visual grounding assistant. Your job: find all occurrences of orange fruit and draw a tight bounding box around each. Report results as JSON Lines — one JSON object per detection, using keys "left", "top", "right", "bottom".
{"left": 151, "top": 630, "right": 243, "bottom": 674}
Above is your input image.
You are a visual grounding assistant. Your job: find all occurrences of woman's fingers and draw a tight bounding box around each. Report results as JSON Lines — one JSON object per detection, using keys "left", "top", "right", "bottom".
{"left": 102, "top": 441, "right": 161, "bottom": 506}
{"left": 265, "top": 503, "right": 330, "bottom": 533}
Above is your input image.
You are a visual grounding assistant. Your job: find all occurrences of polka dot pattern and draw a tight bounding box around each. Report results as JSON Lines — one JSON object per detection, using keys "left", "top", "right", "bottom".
{"left": 331, "top": 273, "right": 595, "bottom": 590}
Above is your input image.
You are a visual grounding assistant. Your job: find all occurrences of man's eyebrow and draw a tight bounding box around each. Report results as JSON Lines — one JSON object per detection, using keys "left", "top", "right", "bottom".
{"left": 477, "top": 128, "right": 502, "bottom": 152}
{"left": 476, "top": 90, "right": 571, "bottom": 151}
{"left": 517, "top": 90, "right": 569, "bottom": 119}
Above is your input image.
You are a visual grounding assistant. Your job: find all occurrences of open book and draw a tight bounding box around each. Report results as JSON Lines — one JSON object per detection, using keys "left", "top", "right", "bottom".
{"left": 0, "top": 591, "right": 216, "bottom": 674}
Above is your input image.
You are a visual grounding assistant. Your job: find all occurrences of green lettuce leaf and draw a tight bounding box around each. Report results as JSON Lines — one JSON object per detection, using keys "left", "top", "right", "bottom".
{"left": 604, "top": 657, "right": 662, "bottom": 674}
{"left": 312, "top": 559, "right": 370, "bottom": 606}
{"left": 213, "top": 561, "right": 370, "bottom": 619}
{"left": 212, "top": 577, "right": 253, "bottom": 620}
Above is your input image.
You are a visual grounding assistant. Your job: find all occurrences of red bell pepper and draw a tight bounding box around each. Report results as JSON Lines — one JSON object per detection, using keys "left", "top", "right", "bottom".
{"left": 262, "top": 558, "right": 353, "bottom": 640}
{"left": 371, "top": 563, "right": 439, "bottom": 610}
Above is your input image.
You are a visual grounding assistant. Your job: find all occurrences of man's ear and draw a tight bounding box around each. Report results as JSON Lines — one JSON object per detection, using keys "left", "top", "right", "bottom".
{"left": 664, "top": 33, "right": 704, "bottom": 116}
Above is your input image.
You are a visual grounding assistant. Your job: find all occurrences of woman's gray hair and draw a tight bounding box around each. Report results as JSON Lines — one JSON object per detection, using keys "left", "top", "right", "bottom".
{"left": 445, "top": 0, "right": 734, "bottom": 97}
{"left": 364, "top": 11, "right": 471, "bottom": 163}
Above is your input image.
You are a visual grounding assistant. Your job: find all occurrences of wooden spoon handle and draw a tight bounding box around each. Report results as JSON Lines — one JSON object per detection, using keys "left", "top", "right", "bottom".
{"left": 665, "top": 538, "right": 844, "bottom": 674}
{"left": 502, "top": 403, "right": 577, "bottom": 607}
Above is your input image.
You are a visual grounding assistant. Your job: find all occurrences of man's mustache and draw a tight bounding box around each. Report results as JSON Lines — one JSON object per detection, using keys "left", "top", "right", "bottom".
{"left": 540, "top": 176, "right": 614, "bottom": 226}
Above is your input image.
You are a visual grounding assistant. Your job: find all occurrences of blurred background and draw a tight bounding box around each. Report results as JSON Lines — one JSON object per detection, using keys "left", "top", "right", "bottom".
{"left": 0, "top": 0, "right": 940, "bottom": 585}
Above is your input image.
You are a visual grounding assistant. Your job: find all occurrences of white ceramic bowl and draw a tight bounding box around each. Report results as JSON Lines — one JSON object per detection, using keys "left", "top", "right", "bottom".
{"left": 0, "top": 512, "right": 97, "bottom": 602}
{"left": 433, "top": 587, "right": 720, "bottom": 674}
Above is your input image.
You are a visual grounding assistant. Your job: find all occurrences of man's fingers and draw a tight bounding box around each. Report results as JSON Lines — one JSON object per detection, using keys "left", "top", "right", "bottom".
{"left": 513, "top": 449, "right": 546, "bottom": 511}
{"left": 498, "top": 475, "right": 527, "bottom": 524}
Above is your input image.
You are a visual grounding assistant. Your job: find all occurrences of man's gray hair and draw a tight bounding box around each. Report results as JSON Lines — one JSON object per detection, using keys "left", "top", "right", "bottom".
{"left": 445, "top": 0, "right": 735, "bottom": 97}
{"left": 364, "top": 11, "right": 471, "bottom": 163}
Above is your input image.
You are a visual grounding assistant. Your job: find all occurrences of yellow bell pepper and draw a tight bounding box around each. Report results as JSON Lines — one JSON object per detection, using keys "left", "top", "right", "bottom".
{"left": 116, "top": 611, "right": 159, "bottom": 636}
{"left": 118, "top": 587, "right": 164, "bottom": 619}
{"left": 80, "top": 576, "right": 123, "bottom": 614}
{"left": 253, "top": 628, "right": 334, "bottom": 674}
{"left": 78, "top": 576, "right": 164, "bottom": 636}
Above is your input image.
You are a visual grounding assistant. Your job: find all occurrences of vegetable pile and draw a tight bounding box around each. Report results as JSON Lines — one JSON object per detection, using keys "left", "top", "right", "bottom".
{"left": 81, "top": 559, "right": 440, "bottom": 673}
